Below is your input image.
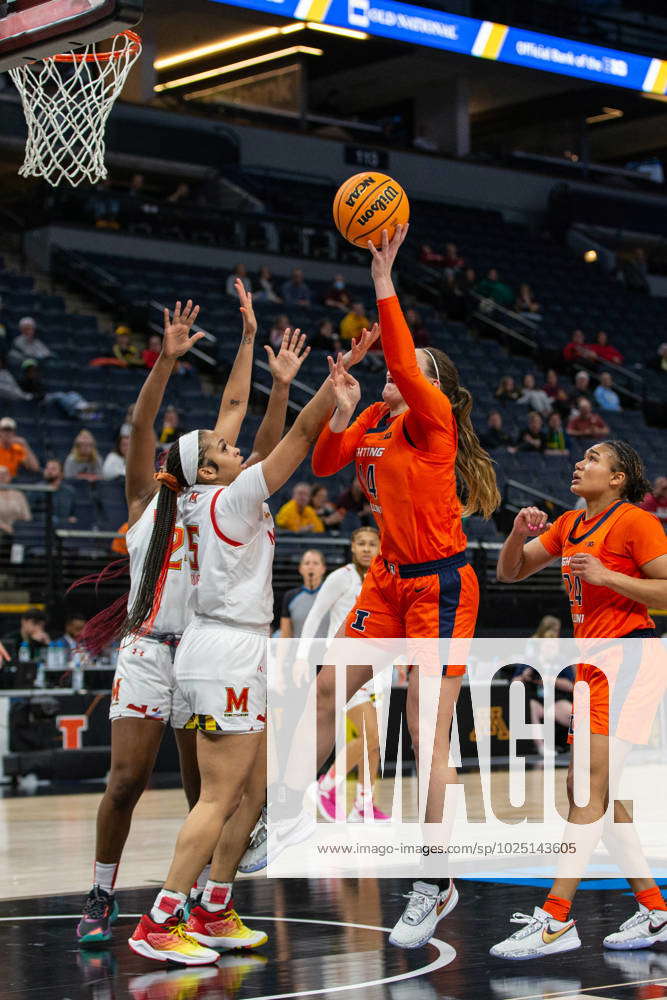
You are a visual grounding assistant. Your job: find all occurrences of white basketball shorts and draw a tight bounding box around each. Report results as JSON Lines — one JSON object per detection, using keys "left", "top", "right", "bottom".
{"left": 109, "top": 635, "right": 190, "bottom": 729}
{"left": 175, "top": 619, "right": 267, "bottom": 734}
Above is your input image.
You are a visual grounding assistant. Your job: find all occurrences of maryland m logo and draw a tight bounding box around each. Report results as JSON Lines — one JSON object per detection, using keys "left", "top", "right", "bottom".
{"left": 225, "top": 687, "right": 249, "bottom": 715}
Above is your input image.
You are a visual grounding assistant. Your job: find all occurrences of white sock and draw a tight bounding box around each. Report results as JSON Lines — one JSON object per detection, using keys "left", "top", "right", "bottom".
{"left": 190, "top": 864, "right": 211, "bottom": 899}
{"left": 319, "top": 767, "right": 336, "bottom": 792}
{"left": 202, "top": 880, "right": 232, "bottom": 912}
{"left": 93, "top": 861, "right": 119, "bottom": 895}
{"left": 150, "top": 889, "right": 187, "bottom": 924}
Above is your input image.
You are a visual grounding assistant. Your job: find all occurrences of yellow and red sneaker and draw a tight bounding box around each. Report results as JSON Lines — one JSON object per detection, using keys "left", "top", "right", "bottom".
{"left": 128, "top": 913, "right": 220, "bottom": 966}
{"left": 185, "top": 904, "right": 268, "bottom": 951}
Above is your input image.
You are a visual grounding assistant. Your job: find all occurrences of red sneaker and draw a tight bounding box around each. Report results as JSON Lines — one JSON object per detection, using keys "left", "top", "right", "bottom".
{"left": 128, "top": 913, "right": 220, "bottom": 966}
{"left": 185, "top": 904, "right": 268, "bottom": 950}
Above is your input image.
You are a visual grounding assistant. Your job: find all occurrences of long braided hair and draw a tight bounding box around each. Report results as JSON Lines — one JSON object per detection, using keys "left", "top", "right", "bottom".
{"left": 601, "top": 440, "right": 651, "bottom": 504}
{"left": 421, "top": 347, "right": 501, "bottom": 519}
{"left": 121, "top": 437, "right": 201, "bottom": 638}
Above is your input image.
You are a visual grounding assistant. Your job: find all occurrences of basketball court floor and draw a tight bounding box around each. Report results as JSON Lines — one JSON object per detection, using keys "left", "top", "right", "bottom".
{"left": 3, "top": 777, "right": 667, "bottom": 1000}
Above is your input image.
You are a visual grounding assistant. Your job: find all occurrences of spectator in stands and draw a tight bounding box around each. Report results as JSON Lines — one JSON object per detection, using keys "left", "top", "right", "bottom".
{"left": 282, "top": 268, "right": 312, "bottom": 307}
{"left": 113, "top": 326, "right": 143, "bottom": 367}
{"left": 102, "top": 433, "right": 129, "bottom": 480}
{"left": 0, "top": 356, "right": 30, "bottom": 402}
{"left": 10, "top": 316, "right": 52, "bottom": 363}
{"left": 269, "top": 314, "right": 291, "bottom": 352}
{"left": 544, "top": 411, "right": 570, "bottom": 455}
{"left": 419, "top": 243, "right": 445, "bottom": 266}
{"left": 563, "top": 329, "right": 596, "bottom": 367}
{"left": 543, "top": 369, "right": 571, "bottom": 416}
{"left": 572, "top": 370, "right": 593, "bottom": 408}
{"left": 516, "top": 411, "right": 546, "bottom": 452}
{"left": 480, "top": 411, "right": 514, "bottom": 451}
{"left": 336, "top": 477, "right": 372, "bottom": 527}
{"left": 64, "top": 429, "right": 103, "bottom": 481}
{"left": 516, "top": 615, "right": 573, "bottom": 757}
{"left": 310, "top": 485, "right": 344, "bottom": 530}
{"left": 566, "top": 398, "right": 610, "bottom": 438}
{"left": 514, "top": 283, "right": 542, "bottom": 321}
{"left": 443, "top": 243, "right": 465, "bottom": 275}
{"left": 280, "top": 549, "right": 328, "bottom": 639}
{"left": 142, "top": 334, "right": 162, "bottom": 369}
{"left": 0, "top": 465, "right": 31, "bottom": 550}
{"left": 518, "top": 373, "right": 552, "bottom": 417}
{"left": 340, "top": 301, "right": 370, "bottom": 343}
{"left": 590, "top": 330, "right": 623, "bottom": 366}
{"left": 495, "top": 375, "right": 521, "bottom": 402}
{"left": 225, "top": 263, "right": 251, "bottom": 298}
{"left": 40, "top": 459, "right": 77, "bottom": 525}
{"left": 2, "top": 608, "right": 50, "bottom": 662}
{"left": 594, "top": 371, "right": 622, "bottom": 412}
{"left": 255, "top": 266, "right": 281, "bottom": 304}
{"left": 276, "top": 482, "right": 325, "bottom": 533}
{"left": 159, "top": 405, "right": 182, "bottom": 447}
{"left": 19, "top": 359, "right": 97, "bottom": 419}
{"left": 18, "top": 359, "right": 45, "bottom": 400}
{"left": 405, "top": 307, "right": 429, "bottom": 347}
{"left": 647, "top": 342, "right": 667, "bottom": 374}
{"left": 0, "top": 417, "right": 40, "bottom": 479}
{"left": 475, "top": 267, "right": 514, "bottom": 308}
{"left": 640, "top": 476, "right": 667, "bottom": 531}
{"left": 127, "top": 172, "right": 145, "bottom": 198}
{"left": 323, "top": 274, "right": 352, "bottom": 312}
{"left": 119, "top": 403, "right": 134, "bottom": 438}
{"left": 312, "top": 318, "right": 341, "bottom": 354}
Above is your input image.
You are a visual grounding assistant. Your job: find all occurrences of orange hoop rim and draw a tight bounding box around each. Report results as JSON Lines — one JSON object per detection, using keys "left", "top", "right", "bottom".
{"left": 53, "top": 29, "right": 141, "bottom": 64}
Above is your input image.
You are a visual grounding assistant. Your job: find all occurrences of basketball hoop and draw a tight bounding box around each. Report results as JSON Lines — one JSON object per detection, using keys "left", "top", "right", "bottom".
{"left": 9, "top": 30, "right": 142, "bottom": 187}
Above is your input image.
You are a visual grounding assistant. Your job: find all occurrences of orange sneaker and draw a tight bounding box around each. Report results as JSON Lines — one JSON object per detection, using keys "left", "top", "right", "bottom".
{"left": 128, "top": 913, "right": 220, "bottom": 966}
{"left": 185, "top": 904, "right": 268, "bottom": 951}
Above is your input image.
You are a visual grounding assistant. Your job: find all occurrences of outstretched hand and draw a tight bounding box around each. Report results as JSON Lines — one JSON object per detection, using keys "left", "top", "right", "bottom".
{"left": 265, "top": 328, "right": 310, "bottom": 385}
{"left": 344, "top": 323, "right": 381, "bottom": 369}
{"left": 235, "top": 278, "right": 257, "bottom": 341}
{"left": 368, "top": 224, "right": 409, "bottom": 287}
{"left": 328, "top": 352, "right": 361, "bottom": 414}
{"left": 162, "top": 300, "right": 204, "bottom": 360}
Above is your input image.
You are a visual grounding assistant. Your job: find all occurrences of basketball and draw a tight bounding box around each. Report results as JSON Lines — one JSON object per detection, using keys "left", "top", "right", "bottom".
{"left": 333, "top": 172, "right": 410, "bottom": 248}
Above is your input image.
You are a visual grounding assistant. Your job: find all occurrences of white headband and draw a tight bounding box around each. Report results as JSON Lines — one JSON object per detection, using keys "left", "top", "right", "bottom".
{"left": 178, "top": 430, "right": 200, "bottom": 487}
{"left": 423, "top": 349, "right": 439, "bottom": 382}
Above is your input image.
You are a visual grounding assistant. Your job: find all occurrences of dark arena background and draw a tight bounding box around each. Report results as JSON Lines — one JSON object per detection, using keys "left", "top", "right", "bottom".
{"left": 1, "top": 0, "right": 667, "bottom": 997}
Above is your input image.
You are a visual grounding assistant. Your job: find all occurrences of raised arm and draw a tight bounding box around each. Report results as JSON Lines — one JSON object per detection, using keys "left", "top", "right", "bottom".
{"left": 125, "top": 300, "right": 202, "bottom": 525}
{"left": 243, "top": 328, "right": 310, "bottom": 468}
{"left": 214, "top": 279, "right": 257, "bottom": 445}
{"left": 262, "top": 355, "right": 358, "bottom": 496}
{"left": 496, "top": 507, "right": 557, "bottom": 582}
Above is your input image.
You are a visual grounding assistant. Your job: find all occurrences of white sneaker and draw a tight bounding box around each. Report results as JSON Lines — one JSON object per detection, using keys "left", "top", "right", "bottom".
{"left": 237, "top": 807, "right": 267, "bottom": 874}
{"left": 603, "top": 904, "right": 667, "bottom": 950}
{"left": 266, "top": 810, "right": 316, "bottom": 865}
{"left": 489, "top": 906, "right": 580, "bottom": 960}
{"left": 388, "top": 880, "right": 458, "bottom": 949}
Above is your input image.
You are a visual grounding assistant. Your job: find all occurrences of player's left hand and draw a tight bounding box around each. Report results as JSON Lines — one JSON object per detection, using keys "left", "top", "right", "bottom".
{"left": 368, "top": 223, "right": 409, "bottom": 279}
{"left": 162, "top": 300, "right": 204, "bottom": 359}
{"left": 265, "top": 327, "right": 310, "bottom": 385}
{"left": 344, "top": 323, "right": 381, "bottom": 369}
{"left": 569, "top": 553, "right": 609, "bottom": 586}
{"left": 328, "top": 353, "right": 361, "bottom": 413}
{"left": 235, "top": 279, "right": 257, "bottom": 341}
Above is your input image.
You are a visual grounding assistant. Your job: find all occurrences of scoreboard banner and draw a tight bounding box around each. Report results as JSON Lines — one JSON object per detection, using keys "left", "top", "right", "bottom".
{"left": 212, "top": 0, "right": 667, "bottom": 96}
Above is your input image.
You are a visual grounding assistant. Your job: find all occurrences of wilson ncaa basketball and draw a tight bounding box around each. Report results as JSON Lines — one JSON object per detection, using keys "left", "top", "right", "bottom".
{"left": 333, "top": 171, "right": 410, "bottom": 248}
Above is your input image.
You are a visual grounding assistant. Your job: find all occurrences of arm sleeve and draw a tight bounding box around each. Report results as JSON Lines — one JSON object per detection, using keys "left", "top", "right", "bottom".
{"left": 538, "top": 515, "right": 566, "bottom": 557}
{"left": 296, "top": 570, "right": 349, "bottom": 659}
{"left": 627, "top": 510, "right": 667, "bottom": 568}
{"left": 215, "top": 464, "right": 270, "bottom": 543}
{"left": 312, "top": 405, "right": 381, "bottom": 477}
{"left": 377, "top": 296, "right": 453, "bottom": 435}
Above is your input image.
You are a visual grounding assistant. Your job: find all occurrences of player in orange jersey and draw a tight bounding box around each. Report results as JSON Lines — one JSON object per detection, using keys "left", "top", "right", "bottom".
{"left": 308, "top": 225, "right": 500, "bottom": 948}
{"left": 492, "top": 440, "right": 667, "bottom": 959}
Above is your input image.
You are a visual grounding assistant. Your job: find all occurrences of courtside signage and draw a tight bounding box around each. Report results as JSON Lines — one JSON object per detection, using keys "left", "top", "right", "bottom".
{"left": 211, "top": 0, "right": 667, "bottom": 95}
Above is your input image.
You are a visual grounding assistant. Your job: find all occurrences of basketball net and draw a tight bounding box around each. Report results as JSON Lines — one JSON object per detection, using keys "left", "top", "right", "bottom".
{"left": 9, "top": 30, "right": 142, "bottom": 188}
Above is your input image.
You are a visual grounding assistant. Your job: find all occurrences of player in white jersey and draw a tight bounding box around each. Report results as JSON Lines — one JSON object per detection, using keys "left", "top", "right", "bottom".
{"left": 77, "top": 285, "right": 260, "bottom": 947}
{"left": 126, "top": 350, "right": 369, "bottom": 966}
{"left": 293, "top": 527, "right": 390, "bottom": 822}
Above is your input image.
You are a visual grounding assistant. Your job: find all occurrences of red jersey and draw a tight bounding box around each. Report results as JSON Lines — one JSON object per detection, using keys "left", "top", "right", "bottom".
{"left": 539, "top": 501, "right": 667, "bottom": 638}
{"left": 312, "top": 296, "right": 466, "bottom": 565}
